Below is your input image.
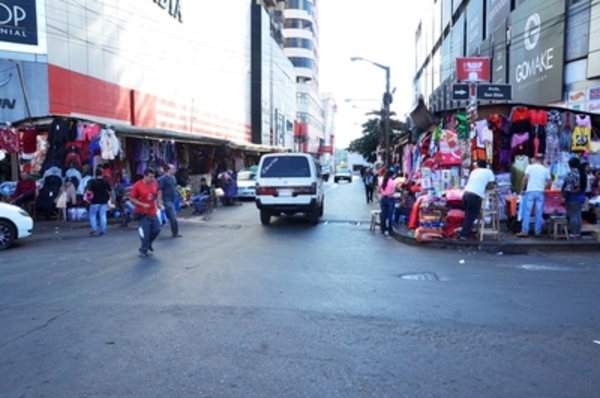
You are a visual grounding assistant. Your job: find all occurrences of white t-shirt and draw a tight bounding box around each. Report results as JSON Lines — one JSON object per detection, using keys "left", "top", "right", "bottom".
{"left": 524, "top": 164, "right": 550, "bottom": 192}
{"left": 464, "top": 168, "right": 496, "bottom": 198}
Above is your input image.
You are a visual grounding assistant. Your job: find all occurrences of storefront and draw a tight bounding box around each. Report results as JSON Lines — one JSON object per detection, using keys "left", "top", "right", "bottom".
{"left": 401, "top": 103, "right": 600, "bottom": 242}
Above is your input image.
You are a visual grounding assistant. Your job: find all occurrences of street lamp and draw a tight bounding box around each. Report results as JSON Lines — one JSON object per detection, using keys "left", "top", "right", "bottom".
{"left": 350, "top": 56, "right": 392, "bottom": 168}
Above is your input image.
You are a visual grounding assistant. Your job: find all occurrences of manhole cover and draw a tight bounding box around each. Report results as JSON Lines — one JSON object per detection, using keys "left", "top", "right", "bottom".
{"left": 399, "top": 272, "right": 439, "bottom": 281}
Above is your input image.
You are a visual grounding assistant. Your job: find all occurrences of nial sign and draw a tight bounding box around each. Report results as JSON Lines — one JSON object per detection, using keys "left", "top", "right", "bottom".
{"left": 153, "top": 0, "right": 183, "bottom": 23}
{"left": 0, "top": 0, "right": 38, "bottom": 45}
{"left": 456, "top": 57, "right": 491, "bottom": 82}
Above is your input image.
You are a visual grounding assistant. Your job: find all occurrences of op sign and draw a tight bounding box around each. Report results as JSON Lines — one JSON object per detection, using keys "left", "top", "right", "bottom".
{"left": 456, "top": 57, "right": 491, "bottom": 82}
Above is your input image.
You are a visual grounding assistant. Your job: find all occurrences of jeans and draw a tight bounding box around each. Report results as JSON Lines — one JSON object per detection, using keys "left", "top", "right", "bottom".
{"left": 163, "top": 200, "right": 179, "bottom": 236}
{"left": 379, "top": 196, "right": 395, "bottom": 234}
{"left": 565, "top": 201, "right": 584, "bottom": 235}
{"left": 14, "top": 192, "right": 35, "bottom": 207}
{"left": 365, "top": 185, "right": 374, "bottom": 203}
{"left": 138, "top": 215, "right": 161, "bottom": 254}
{"left": 459, "top": 192, "right": 482, "bottom": 238}
{"left": 521, "top": 191, "right": 545, "bottom": 234}
{"left": 192, "top": 194, "right": 209, "bottom": 213}
{"left": 89, "top": 203, "right": 108, "bottom": 233}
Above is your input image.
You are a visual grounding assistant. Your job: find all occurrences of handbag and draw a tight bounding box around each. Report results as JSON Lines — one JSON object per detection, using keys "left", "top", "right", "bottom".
{"left": 83, "top": 190, "right": 94, "bottom": 203}
{"left": 107, "top": 199, "right": 116, "bottom": 210}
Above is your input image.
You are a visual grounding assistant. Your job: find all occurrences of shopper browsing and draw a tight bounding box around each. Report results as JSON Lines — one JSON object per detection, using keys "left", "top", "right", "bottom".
{"left": 516, "top": 154, "right": 551, "bottom": 237}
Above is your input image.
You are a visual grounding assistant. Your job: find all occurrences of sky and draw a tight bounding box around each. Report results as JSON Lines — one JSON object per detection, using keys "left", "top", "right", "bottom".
{"left": 318, "top": 0, "right": 425, "bottom": 148}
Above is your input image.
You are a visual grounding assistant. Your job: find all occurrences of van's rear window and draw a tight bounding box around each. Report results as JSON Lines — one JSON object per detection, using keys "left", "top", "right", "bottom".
{"left": 260, "top": 156, "right": 310, "bottom": 178}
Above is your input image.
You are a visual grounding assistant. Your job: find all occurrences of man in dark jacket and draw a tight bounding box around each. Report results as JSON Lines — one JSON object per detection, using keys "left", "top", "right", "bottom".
{"left": 158, "top": 164, "right": 182, "bottom": 238}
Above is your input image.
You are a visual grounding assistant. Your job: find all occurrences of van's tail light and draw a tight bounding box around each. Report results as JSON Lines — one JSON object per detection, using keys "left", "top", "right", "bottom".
{"left": 256, "top": 185, "right": 277, "bottom": 196}
{"left": 293, "top": 183, "right": 317, "bottom": 195}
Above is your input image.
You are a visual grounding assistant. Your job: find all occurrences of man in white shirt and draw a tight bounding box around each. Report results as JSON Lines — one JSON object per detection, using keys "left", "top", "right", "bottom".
{"left": 458, "top": 160, "right": 496, "bottom": 240}
{"left": 516, "top": 154, "right": 551, "bottom": 237}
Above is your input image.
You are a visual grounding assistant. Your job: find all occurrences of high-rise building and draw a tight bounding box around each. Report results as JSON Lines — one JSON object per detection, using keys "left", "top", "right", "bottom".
{"left": 282, "top": 0, "right": 327, "bottom": 156}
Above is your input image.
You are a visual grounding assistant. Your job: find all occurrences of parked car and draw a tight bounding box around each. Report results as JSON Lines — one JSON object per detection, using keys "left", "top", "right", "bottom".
{"left": 255, "top": 153, "right": 324, "bottom": 225}
{"left": 236, "top": 169, "right": 257, "bottom": 199}
{"left": 0, "top": 202, "right": 34, "bottom": 250}
{"left": 334, "top": 169, "right": 353, "bottom": 183}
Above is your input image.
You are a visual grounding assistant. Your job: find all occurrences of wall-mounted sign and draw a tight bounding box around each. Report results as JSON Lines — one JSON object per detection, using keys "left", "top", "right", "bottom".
{"left": 509, "top": 0, "right": 565, "bottom": 104}
{"left": 0, "top": 0, "right": 38, "bottom": 45}
{"left": 153, "top": 0, "right": 183, "bottom": 23}
{"left": 456, "top": 57, "right": 491, "bottom": 82}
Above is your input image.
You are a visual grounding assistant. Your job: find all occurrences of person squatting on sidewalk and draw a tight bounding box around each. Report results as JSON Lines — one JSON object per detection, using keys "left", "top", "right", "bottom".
{"left": 130, "top": 167, "right": 162, "bottom": 257}
{"left": 158, "top": 163, "right": 182, "bottom": 238}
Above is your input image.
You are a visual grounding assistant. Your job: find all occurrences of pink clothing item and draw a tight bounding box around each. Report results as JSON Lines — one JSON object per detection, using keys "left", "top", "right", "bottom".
{"left": 379, "top": 179, "right": 396, "bottom": 197}
{"left": 83, "top": 124, "right": 101, "bottom": 141}
{"left": 575, "top": 114, "right": 591, "bottom": 128}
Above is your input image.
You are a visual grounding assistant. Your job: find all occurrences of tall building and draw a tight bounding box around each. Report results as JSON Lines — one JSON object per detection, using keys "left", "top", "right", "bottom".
{"left": 282, "top": 0, "right": 327, "bottom": 157}
{"left": 413, "top": 0, "right": 596, "bottom": 113}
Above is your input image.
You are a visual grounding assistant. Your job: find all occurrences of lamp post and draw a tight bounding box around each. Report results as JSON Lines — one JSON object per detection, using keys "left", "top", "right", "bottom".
{"left": 350, "top": 57, "right": 392, "bottom": 168}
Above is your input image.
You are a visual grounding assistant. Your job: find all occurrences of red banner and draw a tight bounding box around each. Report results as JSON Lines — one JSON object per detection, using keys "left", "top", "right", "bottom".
{"left": 456, "top": 57, "right": 491, "bottom": 82}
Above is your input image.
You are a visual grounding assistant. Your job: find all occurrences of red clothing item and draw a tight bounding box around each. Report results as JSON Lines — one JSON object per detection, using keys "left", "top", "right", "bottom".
{"left": 511, "top": 106, "right": 530, "bottom": 123}
{"left": 130, "top": 180, "right": 159, "bottom": 216}
{"left": 529, "top": 109, "right": 548, "bottom": 126}
{"left": 13, "top": 179, "right": 36, "bottom": 199}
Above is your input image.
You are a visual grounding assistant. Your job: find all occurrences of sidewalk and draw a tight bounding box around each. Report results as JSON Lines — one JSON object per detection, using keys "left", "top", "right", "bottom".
{"left": 389, "top": 223, "right": 600, "bottom": 254}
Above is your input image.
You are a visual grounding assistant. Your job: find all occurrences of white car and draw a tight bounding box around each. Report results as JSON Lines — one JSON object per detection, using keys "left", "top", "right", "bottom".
{"left": 236, "top": 170, "right": 257, "bottom": 199}
{"left": 0, "top": 202, "right": 34, "bottom": 250}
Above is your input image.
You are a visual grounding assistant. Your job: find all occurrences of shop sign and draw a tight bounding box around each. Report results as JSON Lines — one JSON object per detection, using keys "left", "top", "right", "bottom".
{"left": 153, "top": 0, "right": 183, "bottom": 23}
{"left": 509, "top": 0, "right": 565, "bottom": 104}
{"left": 588, "top": 87, "right": 600, "bottom": 101}
{"left": 456, "top": 57, "right": 491, "bottom": 82}
{"left": 0, "top": 0, "right": 38, "bottom": 45}
{"left": 587, "top": 101, "right": 600, "bottom": 114}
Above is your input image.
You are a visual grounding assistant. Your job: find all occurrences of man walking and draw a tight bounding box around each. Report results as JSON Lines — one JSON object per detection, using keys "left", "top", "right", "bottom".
{"left": 363, "top": 168, "right": 375, "bottom": 203}
{"left": 130, "top": 168, "right": 162, "bottom": 257}
{"left": 158, "top": 164, "right": 182, "bottom": 238}
{"left": 516, "top": 154, "right": 551, "bottom": 237}
{"left": 458, "top": 160, "right": 496, "bottom": 240}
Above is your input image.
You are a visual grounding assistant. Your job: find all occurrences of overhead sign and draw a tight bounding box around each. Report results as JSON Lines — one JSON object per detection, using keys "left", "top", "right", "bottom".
{"left": 452, "top": 83, "right": 470, "bottom": 100}
{"left": 456, "top": 57, "right": 491, "bottom": 82}
{"left": 477, "top": 83, "right": 512, "bottom": 100}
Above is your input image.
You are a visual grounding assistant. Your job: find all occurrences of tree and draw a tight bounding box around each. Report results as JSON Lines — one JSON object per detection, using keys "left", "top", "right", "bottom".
{"left": 346, "top": 115, "right": 405, "bottom": 163}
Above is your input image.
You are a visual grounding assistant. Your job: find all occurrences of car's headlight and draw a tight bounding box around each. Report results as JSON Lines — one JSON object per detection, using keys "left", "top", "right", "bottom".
{"left": 18, "top": 209, "right": 29, "bottom": 218}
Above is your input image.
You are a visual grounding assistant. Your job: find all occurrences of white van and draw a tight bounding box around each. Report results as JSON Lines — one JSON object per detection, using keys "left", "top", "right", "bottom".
{"left": 255, "top": 153, "right": 324, "bottom": 225}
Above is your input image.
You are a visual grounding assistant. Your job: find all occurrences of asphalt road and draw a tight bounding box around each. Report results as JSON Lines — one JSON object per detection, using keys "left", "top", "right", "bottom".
{"left": 1, "top": 177, "right": 599, "bottom": 397}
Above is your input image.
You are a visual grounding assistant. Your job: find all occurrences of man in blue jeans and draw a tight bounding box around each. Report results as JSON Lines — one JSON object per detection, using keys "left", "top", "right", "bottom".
{"left": 516, "top": 154, "right": 551, "bottom": 237}
{"left": 158, "top": 164, "right": 182, "bottom": 238}
{"left": 86, "top": 168, "right": 114, "bottom": 236}
{"left": 458, "top": 160, "right": 496, "bottom": 240}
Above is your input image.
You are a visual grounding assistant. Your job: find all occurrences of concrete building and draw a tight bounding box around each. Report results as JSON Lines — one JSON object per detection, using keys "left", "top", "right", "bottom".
{"left": 0, "top": 0, "right": 295, "bottom": 148}
{"left": 413, "top": 0, "right": 598, "bottom": 113}
{"left": 282, "top": 0, "right": 326, "bottom": 156}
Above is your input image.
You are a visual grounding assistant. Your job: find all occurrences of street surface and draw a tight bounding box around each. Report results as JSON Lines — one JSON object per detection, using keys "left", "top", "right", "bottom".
{"left": 1, "top": 177, "right": 599, "bottom": 397}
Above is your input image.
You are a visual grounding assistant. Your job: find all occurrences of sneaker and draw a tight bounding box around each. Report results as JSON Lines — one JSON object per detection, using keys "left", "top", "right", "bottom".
{"left": 148, "top": 246, "right": 154, "bottom": 252}
{"left": 534, "top": 233, "right": 542, "bottom": 237}
{"left": 515, "top": 232, "right": 529, "bottom": 238}
{"left": 172, "top": 234, "right": 183, "bottom": 238}
{"left": 569, "top": 234, "right": 581, "bottom": 239}
{"left": 100, "top": 231, "right": 106, "bottom": 236}
{"left": 139, "top": 251, "right": 149, "bottom": 258}
{"left": 457, "top": 235, "right": 468, "bottom": 241}
{"left": 89, "top": 231, "right": 98, "bottom": 237}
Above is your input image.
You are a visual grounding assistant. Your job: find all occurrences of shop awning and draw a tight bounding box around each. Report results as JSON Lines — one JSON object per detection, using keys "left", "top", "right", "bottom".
{"left": 11, "top": 113, "right": 288, "bottom": 153}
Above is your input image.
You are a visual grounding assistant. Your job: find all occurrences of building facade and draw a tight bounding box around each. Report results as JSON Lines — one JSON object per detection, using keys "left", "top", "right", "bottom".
{"left": 0, "top": 0, "right": 297, "bottom": 148}
{"left": 282, "top": 0, "right": 326, "bottom": 156}
{"left": 413, "top": 0, "right": 599, "bottom": 113}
